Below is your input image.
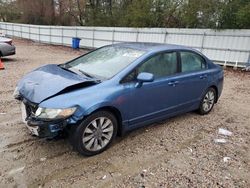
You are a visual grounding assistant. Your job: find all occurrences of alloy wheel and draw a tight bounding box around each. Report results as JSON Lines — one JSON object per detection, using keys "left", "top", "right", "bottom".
{"left": 202, "top": 90, "right": 215, "bottom": 112}
{"left": 82, "top": 117, "right": 114, "bottom": 151}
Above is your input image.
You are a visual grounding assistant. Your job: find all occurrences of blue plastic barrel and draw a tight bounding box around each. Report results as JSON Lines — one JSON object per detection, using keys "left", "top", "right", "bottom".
{"left": 72, "top": 37, "right": 81, "bottom": 49}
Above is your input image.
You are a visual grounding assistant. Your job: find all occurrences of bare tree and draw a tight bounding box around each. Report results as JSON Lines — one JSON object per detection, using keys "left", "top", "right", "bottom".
{"left": 59, "top": 0, "right": 87, "bottom": 26}
{"left": 17, "top": 0, "right": 56, "bottom": 25}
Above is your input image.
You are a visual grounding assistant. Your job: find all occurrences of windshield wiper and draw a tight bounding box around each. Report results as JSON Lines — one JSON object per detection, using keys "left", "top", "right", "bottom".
{"left": 77, "top": 69, "right": 95, "bottom": 78}
{"left": 71, "top": 68, "right": 102, "bottom": 82}
{"left": 59, "top": 64, "right": 101, "bottom": 82}
{"left": 59, "top": 65, "right": 77, "bottom": 75}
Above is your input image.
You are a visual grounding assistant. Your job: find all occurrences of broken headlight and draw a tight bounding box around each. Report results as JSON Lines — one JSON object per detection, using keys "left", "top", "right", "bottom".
{"left": 35, "top": 107, "right": 77, "bottom": 120}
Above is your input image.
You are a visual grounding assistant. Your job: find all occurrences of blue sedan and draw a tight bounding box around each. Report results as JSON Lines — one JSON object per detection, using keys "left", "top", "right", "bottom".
{"left": 14, "top": 43, "right": 224, "bottom": 156}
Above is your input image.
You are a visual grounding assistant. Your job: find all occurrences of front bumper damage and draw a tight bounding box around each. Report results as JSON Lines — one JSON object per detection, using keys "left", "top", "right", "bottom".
{"left": 26, "top": 117, "right": 68, "bottom": 138}
{"left": 20, "top": 98, "right": 70, "bottom": 138}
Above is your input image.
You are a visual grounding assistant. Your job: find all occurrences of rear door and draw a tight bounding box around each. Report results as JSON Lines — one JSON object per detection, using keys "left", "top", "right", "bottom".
{"left": 173, "top": 51, "right": 209, "bottom": 111}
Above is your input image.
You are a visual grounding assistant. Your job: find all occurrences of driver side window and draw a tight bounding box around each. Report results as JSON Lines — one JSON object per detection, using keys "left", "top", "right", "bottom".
{"left": 138, "top": 52, "right": 177, "bottom": 79}
{"left": 122, "top": 52, "right": 177, "bottom": 83}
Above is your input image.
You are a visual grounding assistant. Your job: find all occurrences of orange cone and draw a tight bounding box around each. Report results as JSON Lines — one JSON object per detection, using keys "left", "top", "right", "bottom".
{"left": 0, "top": 58, "right": 4, "bottom": 70}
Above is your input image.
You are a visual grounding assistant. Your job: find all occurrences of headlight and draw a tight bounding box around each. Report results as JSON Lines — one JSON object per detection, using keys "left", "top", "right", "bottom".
{"left": 35, "top": 107, "right": 77, "bottom": 120}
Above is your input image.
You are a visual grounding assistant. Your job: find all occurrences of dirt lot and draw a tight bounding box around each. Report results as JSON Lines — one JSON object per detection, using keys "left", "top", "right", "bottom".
{"left": 0, "top": 39, "right": 249, "bottom": 188}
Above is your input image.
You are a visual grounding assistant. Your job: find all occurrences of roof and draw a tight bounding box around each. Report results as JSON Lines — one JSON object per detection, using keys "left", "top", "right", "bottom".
{"left": 113, "top": 42, "right": 192, "bottom": 52}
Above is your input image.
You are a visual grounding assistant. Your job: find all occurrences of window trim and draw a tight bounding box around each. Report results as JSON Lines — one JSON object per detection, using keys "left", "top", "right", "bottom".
{"left": 120, "top": 50, "right": 179, "bottom": 84}
{"left": 178, "top": 50, "right": 208, "bottom": 73}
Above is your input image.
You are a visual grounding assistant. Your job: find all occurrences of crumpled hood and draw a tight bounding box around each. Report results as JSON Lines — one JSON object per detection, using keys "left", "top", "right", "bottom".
{"left": 17, "top": 64, "right": 97, "bottom": 104}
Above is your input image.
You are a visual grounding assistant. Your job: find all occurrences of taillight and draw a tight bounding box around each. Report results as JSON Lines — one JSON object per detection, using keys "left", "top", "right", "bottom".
{"left": 5, "top": 40, "right": 12, "bottom": 45}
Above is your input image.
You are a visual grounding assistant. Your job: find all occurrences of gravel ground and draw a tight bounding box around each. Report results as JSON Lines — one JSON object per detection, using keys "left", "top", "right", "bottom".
{"left": 0, "top": 39, "right": 249, "bottom": 188}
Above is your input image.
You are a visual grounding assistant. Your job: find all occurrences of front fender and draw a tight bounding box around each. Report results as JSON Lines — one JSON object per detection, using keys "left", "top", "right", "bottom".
{"left": 83, "top": 101, "right": 114, "bottom": 115}
{"left": 67, "top": 101, "right": 124, "bottom": 125}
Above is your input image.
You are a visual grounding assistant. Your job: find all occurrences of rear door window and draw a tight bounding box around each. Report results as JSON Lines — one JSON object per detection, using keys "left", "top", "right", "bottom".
{"left": 180, "top": 51, "right": 206, "bottom": 73}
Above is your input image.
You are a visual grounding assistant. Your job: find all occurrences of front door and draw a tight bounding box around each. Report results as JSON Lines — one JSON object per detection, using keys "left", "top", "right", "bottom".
{"left": 122, "top": 51, "right": 180, "bottom": 126}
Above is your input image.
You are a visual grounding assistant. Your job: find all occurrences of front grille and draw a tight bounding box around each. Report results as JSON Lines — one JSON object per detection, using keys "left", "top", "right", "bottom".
{"left": 25, "top": 104, "right": 36, "bottom": 116}
{"left": 22, "top": 99, "right": 38, "bottom": 117}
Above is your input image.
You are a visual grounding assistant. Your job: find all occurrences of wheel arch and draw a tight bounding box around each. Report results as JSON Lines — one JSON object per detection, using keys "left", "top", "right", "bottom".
{"left": 86, "top": 106, "right": 124, "bottom": 136}
{"left": 209, "top": 85, "right": 218, "bottom": 103}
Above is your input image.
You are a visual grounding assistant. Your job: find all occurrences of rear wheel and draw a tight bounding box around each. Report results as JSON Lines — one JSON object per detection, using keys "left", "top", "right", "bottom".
{"left": 198, "top": 87, "right": 216, "bottom": 115}
{"left": 70, "top": 111, "right": 117, "bottom": 156}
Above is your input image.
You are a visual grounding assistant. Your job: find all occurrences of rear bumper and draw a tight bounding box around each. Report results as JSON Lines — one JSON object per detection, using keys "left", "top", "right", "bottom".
{"left": 4, "top": 50, "right": 15, "bottom": 57}
{"left": 1, "top": 45, "right": 16, "bottom": 57}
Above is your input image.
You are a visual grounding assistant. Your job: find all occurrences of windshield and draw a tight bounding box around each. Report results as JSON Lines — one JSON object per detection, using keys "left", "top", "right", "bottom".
{"left": 66, "top": 46, "right": 145, "bottom": 79}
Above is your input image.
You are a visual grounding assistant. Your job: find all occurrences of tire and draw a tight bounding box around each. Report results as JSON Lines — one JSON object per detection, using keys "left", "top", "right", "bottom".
{"left": 198, "top": 87, "right": 216, "bottom": 115}
{"left": 70, "top": 111, "right": 118, "bottom": 156}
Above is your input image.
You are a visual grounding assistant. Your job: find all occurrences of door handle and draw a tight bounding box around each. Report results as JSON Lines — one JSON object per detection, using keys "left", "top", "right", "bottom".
{"left": 168, "top": 81, "right": 179, "bottom": 87}
{"left": 200, "top": 74, "right": 207, "bottom": 79}
{"left": 168, "top": 82, "right": 175, "bottom": 86}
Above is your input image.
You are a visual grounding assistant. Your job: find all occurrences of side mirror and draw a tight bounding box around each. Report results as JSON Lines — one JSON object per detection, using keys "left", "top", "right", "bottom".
{"left": 135, "top": 72, "right": 154, "bottom": 88}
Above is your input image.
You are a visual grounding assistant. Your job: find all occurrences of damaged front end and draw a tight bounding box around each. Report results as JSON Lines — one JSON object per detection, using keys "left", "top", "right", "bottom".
{"left": 14, "top": 64, "right": 100, "bottom": 138}
{"left": 16, "top": 94, "right": 75, "bottom": 138}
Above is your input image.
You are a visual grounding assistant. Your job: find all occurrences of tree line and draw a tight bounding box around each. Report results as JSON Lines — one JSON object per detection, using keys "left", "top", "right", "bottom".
{"left": 0, "top": 0, "right": 249, "bottom": 29}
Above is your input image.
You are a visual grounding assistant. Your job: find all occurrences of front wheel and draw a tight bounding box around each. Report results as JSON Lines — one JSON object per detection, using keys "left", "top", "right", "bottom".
{"left": 70, "top": 111, "right": 117, "bottom": 156}
{"left": 198, "top": 87, "right": 216, "bottom": 115}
